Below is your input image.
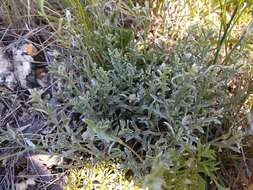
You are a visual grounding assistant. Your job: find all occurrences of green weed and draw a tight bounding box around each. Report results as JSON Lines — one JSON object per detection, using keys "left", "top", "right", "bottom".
{"left": 0, "top": 0, "right": 253, "bottom": 189}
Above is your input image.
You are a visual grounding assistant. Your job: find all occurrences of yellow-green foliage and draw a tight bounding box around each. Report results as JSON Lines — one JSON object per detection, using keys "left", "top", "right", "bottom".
{"left": 65, "top": 161, "right": 143, "bottom": 190}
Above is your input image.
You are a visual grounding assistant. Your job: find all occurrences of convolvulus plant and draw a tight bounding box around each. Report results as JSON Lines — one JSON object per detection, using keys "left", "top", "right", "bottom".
{"left": 39, "top": 26, "right": 243, "bottom": 189}
{"left": 1, "top": 0, "right": 252, "bottom": 189}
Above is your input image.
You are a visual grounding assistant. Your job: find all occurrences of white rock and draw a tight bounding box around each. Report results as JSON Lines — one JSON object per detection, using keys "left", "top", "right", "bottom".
{"left": 13, "top": 48, "right": 33, "bottom": 88}
{"left": 0, "top": 48, "right": 16, "bottom": 89}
